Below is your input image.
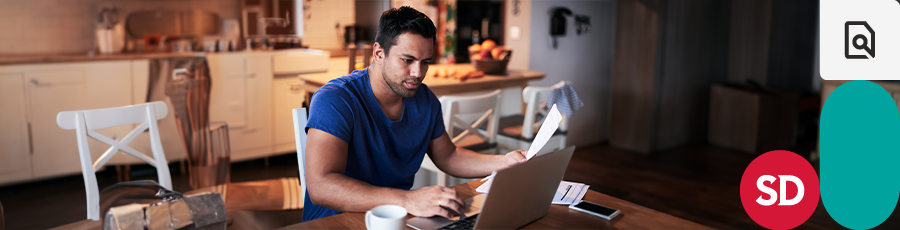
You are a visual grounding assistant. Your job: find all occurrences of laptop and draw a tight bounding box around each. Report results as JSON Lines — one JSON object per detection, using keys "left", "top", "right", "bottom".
{"left": 407, "top": 146, "right": 576, "bottom": 230}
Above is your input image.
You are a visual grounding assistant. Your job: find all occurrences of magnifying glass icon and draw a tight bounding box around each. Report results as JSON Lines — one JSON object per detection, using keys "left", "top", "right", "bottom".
{"left": 853, "top": 34, "right": 875, "bottom": 57}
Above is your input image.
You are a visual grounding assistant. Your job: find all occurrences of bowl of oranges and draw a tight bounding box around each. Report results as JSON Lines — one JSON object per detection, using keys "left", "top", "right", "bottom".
{"left": 469, "top": 39, "right": 512, "bottom": 75}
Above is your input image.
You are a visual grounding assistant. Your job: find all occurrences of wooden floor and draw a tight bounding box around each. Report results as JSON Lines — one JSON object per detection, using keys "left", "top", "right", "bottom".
{"left": 3, "top": 143, "right": 900, "bottom": 229}
{"left": 566, "top": 144, "right": 900, "bottom": 230}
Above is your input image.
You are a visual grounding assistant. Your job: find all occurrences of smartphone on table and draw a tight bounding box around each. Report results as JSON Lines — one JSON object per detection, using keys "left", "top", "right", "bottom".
{"left": 569, "top": 200, "right": 621, "bottom": 220}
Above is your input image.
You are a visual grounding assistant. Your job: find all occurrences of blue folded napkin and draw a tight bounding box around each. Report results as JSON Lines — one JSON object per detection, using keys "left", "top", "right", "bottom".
{"left": 547, "top": 81, "right": 584, "bottom": 117}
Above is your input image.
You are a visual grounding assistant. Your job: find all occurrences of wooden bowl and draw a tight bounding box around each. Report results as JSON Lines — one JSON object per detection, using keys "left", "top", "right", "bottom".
{"left": 471, "top": 49, "right": 512, "bottom": 75}
{"left": 473, "top": 59, "right": 510, "bottom": 75}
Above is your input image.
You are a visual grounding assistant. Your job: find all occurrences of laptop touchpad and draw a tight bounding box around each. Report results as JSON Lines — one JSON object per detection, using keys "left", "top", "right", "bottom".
{"left": 407, "top": 194, "right": 486, "bottom": 229}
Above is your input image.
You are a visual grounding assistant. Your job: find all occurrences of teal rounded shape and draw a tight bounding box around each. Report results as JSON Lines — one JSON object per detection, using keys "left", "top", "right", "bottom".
{"left": 821, "top": 80, "right": 900, "bottom": 229}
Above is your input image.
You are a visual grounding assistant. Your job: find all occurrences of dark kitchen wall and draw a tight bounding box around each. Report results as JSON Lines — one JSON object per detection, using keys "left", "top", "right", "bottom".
{"left": 766, "top": 0, "right": 819, "bottom": 93}
{"left": 727, "top": 0, "right": 820, "bottom": 93}
{"left": 609, "top": 0, "right": 819, "bottom": 153}
{"left": 610, "top": 0, "right": 731, "bottom": 153}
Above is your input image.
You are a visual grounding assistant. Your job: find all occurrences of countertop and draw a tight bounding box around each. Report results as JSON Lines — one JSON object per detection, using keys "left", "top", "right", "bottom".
{"left": 0, "top": 52, "right": 207, "bottom": 65}
{"left": 0, "top": 48, "right": 327, "bottom": 65}
{"left": 297, "top": 57, "right": 546, "bottom": 96}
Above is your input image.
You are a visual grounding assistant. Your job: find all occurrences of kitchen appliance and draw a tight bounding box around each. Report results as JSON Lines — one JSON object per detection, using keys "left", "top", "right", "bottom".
{"left": 144, "top": 34, "right": 162, "bottom": 52}
{"left": 344, "top": 25, "right": 362, "bottom": 47}
{"left": 96, "top": 7, "right": 125, "bottom": 54}
{"left": 171, "top": 39, "right": 192, "bottom": 52}
{"left": 220, "top": 19, "right": 242, "bottom": 51}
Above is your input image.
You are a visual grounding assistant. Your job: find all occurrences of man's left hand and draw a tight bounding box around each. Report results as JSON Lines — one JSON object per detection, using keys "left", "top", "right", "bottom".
{"left": 502, "top": 150, "right": 528, "bottom": 167}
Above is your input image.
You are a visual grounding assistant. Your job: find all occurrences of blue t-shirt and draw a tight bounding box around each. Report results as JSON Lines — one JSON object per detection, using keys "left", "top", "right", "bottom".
{"left": 302, "top": 68, "right": 446, "bottom": 222}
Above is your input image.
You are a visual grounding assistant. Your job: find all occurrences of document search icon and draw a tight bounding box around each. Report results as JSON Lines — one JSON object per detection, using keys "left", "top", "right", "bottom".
{"left": 821, "top": 0, "right": 900, "bottom": 80}
{"left": 845, "top": 21, "right": 875, "bottom": 59}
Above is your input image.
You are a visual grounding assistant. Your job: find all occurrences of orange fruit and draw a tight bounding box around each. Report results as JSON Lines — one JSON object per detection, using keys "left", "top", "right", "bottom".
{"left": 469, "top": 44, "right": 482, "bottom": 52}
{"left": 481, "top": 39, "right": 496, "bottom": 51}
{"left": 491, "top": 47, "right": 505, "bottom": 59}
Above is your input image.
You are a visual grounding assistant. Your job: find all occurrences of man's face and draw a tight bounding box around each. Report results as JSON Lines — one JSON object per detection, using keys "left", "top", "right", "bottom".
{"left": 380, "top": 33, "right": 434, "bottom": 98}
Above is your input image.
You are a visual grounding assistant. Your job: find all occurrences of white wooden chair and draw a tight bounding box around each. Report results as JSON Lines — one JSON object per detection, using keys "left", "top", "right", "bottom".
{"left": 56, "top": 101, "right": 173, "bottom": 220}
{"left": 495, "top": 87, "right": 569, "bottom": 155}
{"left": 291, "top": 108, "right": 308, "bottom": 208}
{"left": 422, "top": 89, "right": 502, "bottom": 187}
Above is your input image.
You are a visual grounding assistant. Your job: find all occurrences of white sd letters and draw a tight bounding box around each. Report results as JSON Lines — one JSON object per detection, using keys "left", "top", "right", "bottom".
{"left": 756, "top": 175, "right": 804, "bottom": 206}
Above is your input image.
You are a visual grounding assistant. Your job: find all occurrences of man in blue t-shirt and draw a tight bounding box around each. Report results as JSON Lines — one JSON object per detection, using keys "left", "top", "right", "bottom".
{"left": 302, "top": 6, "right": 527, "bottom": 222}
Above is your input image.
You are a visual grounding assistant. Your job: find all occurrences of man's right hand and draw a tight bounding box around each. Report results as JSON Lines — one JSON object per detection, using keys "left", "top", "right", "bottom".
{"left": 404, "top": 185, "right": 466, "bottom": 218}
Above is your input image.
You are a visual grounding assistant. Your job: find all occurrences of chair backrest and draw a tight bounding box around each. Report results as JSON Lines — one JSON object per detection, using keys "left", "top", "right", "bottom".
{"left": 56, "top": 101, "right": 172, "bottom": 220}
{"left": 522, "top": 87, "right": 570, "bottom": 139}
{"left": 291, "top": 108, "right": 309, "bottom": 203}
{"left": 438, "top": 89, "right": 502, "bottom": 145}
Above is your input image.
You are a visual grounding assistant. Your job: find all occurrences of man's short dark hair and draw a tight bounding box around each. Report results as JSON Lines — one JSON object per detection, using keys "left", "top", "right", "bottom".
{"left": 375, "top": 6, "right": 437, "bottom": 56}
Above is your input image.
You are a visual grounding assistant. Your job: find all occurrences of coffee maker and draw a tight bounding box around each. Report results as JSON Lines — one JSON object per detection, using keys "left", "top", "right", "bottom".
{"left": 96, "top": 7, "right": 125, "bottom": 54}
{"left": 344, "top": 25, "right": 364, "bottom": 48}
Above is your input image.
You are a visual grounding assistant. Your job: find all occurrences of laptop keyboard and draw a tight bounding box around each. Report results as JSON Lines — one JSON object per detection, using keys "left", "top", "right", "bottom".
{"left": 437, "top": 214, "right": 479, "bottom": 230}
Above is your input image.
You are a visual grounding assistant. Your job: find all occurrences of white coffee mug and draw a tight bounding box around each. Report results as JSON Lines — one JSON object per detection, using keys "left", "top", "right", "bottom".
{"left": 365, "top": 205, "right": 408, "bottom": 230}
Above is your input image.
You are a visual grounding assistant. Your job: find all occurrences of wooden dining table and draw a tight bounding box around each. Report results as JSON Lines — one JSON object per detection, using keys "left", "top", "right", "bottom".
{"left": 296, "top": 57, "right": 546, "bottom": 97}
{"left": 278, "top": 180, "right": 713, "bottom": 229}
{"left": 50, "top": 178, "right": 303, "bottom": 230}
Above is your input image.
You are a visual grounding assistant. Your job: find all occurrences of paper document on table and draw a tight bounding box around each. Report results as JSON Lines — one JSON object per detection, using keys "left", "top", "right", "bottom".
{"left": 551, "top": 181, "right": 590, "bottom": 205}
{"left": 475, "top": 171, "right": 496, "bottom": 193}
{"left": 475, "top": 179, "right": 492, "bottom": 193}
{"left": 476, "top": 105, "right": 563, "bottom": 194}
{"left": 525, "top": 104, "right": 562, "bottom": 159}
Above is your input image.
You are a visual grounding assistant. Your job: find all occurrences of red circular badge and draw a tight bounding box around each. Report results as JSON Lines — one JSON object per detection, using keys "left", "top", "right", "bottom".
{"left": 740, "top": 150, "right": 820, "bottom": 229}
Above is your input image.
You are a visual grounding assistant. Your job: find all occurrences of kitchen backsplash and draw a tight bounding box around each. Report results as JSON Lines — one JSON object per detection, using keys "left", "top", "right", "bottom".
{"left": 301, "top": 0, "right": 355, "bottom": 52}
{"left": 0, "top": 0, "right": 354, "bottom": 55}
{"left": 0, "top": 0, "right": 239, "bottom": 55}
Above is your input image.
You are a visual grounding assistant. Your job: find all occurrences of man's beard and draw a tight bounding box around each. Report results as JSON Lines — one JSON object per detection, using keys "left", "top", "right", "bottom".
{"left": 382, "top": 68, "right": 420, "bottom": 98}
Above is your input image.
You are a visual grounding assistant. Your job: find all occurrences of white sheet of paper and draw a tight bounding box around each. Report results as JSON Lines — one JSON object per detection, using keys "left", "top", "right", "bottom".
{"left": 551, "top": 181, "right": 590, "bottom": 205}
{"left": 476, "top": 104, "right": 564, "bottom": 194}
{"left": 525, "top": 104, "right": 562, "bottom": 159}
{"left": 475, "top": 178, "right": 492, "bottom": 193}
{"left": 475, "top": 171, "right": 496, "bottom": 193}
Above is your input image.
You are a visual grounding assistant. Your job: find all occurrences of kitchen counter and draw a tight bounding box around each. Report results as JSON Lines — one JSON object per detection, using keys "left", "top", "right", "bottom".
{"left": 0, "top": 52, "right": 206, "bottom": 65}
{"left": 298, "top": 57, "right": 546, "bottom": 96}
{"left": 0, "top": 49, "right": 326, "bottom": 65}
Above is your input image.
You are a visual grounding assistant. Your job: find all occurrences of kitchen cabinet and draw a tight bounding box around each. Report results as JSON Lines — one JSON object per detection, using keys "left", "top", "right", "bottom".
{"left": 272, "top": 75, "right": 307, "bottom": 153}
{"left": 0, "top": 60, "right": 148, "bottom": 184}
{"left": 0, "top": 49, "right": 326, "bottom": 185}
{"left": 0, "top": 73, "right": 32, "bottom": 185}
{"left": 207, "top": 52, "right": 274, "bottom": 161}
{"left": 25, "top": 61, "right": 136, "bottom": 179}
{"left": 25, "top": 67, "right": 90, "bottom": 179}
{"left": 271, "top": 50, "right": 331, "bottom": 154}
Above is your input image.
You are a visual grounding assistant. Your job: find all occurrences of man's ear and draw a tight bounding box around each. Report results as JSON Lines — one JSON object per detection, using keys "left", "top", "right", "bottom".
{"left": 373, "top": 42, "right": 385, "bottom": 63}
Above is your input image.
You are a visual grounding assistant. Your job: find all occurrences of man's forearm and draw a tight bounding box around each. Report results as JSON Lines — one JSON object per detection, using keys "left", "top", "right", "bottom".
{"left": 307, "top": 172, "right": 410, "bottom": 212}
{"left": 436, "top": 147, "right": 506, "bottom": 178}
